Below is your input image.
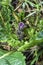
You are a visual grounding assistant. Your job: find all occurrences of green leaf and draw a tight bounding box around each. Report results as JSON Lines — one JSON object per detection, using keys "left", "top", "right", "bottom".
{"left": 1, "top": 0, "right": 12, "bottom": 5}
{"left": 0, "top": 51, "right": 26, "bottom": 65}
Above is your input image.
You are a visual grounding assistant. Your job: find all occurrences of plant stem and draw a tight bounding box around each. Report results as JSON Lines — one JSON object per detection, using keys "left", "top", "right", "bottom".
{"left": 18, "top": 38, "right": 43, "bottom": 51}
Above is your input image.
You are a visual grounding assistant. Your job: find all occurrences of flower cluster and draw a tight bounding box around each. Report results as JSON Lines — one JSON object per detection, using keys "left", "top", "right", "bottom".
{"left": 17, "top": 22, "right": 26, "bottom": 41}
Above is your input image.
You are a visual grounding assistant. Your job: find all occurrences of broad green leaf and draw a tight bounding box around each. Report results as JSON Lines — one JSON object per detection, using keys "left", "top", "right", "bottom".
{"left": 0, "top": 52, "right": 26, "bottom": 65}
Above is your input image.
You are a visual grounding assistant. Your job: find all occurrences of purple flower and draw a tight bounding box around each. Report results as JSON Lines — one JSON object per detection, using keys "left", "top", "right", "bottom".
{"left": 17, "top": 22, "right": 26, "bottom": 41}
{"left": 19, "top": 22, "right": 25, "bottom": 30}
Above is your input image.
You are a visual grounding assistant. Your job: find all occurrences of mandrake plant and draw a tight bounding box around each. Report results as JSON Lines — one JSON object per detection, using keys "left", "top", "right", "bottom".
{"left": 0, "top": 0, "right": 43, "bottom": 65}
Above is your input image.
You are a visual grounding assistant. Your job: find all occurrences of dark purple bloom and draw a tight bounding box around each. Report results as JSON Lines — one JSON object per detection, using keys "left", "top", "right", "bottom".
{"left": 19, "top": 22, "right": 25, "bottom": 30}
{"left": 17, "top": 22, "right": 26, "bottom": 41}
